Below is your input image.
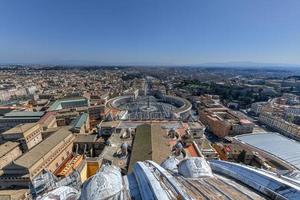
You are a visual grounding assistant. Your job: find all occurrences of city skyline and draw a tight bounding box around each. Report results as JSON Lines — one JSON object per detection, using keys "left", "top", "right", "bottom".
{"left": 1, "top": 1, "right": 300, "bottom": 199}
{"left": 1, "top": 0, "right": 300, "bottom": 66}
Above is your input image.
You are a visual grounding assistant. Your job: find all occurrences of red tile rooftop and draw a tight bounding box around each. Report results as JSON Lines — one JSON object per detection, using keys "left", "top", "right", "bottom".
{"left": 186, "top": 144, "right": 199, "bottom": 157}
{"left": 38, "top": 111, "right": 56, "bottom": 124}
{"left": 239, "top": 119, "right": 253, "bottom": 124}
{"left": 0, "top": 106, "right": 16, "bottom": 109}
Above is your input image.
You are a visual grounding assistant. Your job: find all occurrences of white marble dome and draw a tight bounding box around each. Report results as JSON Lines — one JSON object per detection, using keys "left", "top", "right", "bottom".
{"left": 178, "top": 157, "right": 213, "bottom": 178}
{"left": 80, "top": 164, "right": 122, "bottom": 200}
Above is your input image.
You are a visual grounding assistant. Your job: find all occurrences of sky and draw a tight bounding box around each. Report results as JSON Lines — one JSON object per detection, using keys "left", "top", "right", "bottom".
{"left": 0, "top": 0, "right": 300, "bottom": 65}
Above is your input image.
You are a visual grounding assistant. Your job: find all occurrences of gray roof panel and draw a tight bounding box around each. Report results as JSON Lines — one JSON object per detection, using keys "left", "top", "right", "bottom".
{"left": 236, "top": 132, "right": 300, "bottom": 169}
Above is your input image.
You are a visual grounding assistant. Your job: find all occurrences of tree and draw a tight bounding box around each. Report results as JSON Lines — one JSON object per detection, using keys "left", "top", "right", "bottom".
{"left": 237, "top": 150, "right": 246, "bottom": 163}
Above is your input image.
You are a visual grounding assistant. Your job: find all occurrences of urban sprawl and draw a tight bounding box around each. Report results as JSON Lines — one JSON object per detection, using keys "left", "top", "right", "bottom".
{"left": 0, "top": 65, "right": 300, "bottom": 199}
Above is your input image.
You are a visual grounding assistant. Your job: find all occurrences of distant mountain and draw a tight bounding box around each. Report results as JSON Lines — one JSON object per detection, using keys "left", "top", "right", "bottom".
{"left": 0, "top": 60, "right": 174, "bottom": 66}
{"left": 1, "top": 60, "right": 300, "bottom": 68}
{"left": 196, "top": 61, "right": 300, "bottom": 68}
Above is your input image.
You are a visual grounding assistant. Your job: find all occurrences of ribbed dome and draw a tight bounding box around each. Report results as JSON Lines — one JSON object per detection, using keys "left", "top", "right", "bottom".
{"left": 178, "top": 157, "right": 213, "bottom": 178}
{"left": 80, "top": 165, "right": 122, "bottom": 200}
{"left": 161, "top": 156, "right": 180, "bottom": 172}
{"left": 37, "top": 186, "right": 79, "bottom": 200}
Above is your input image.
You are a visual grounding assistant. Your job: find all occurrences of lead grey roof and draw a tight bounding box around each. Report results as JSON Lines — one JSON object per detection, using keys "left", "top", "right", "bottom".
{"left": 210, "top": 160, "right": 300, "bottom": 200}
{"left": 80, "top": 159, "right": 267, "bottom": 200}
{"left": 48, "top": 98, "right": 88, "bottom": 111}
{"left": 236, "top": 132, "right": 300, "bottom": 170}
{"left": 38, "top": 158, "right": 300, "bottom": 200}
{"left": 71, "top": 113, "right": 88, "bottom": 129}
{"left": 4, "top": 111, "right": 44, "bottom": 118}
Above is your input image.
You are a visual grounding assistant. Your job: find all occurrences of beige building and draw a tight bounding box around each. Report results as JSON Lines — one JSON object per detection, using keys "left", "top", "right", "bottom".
{"left": 88, "top": 105, "right": 105, "bottom": 119}
{"left": 251, "top": 102, "right": 273, "bottom": 115}
{"left": 0, "top": 189, "right": 29, "bottom": 200}
{"left": 0, "top": 127, "right": 75, "bottom": 188}
{"left": 55, "top": 111, "right": 79, "bottom": 126}
{"left": 200, "top": 108, "right": 254, "bottom": 138}
{"left": 259, "top": 112, "right": 300, "bottom": 141}
{"left": 187, "top": 122, "right": 205, "bottom": 139}
{"left": 0, "top": 142, "right": 22, "bottom": 169}
{"left": 38, "top": 112, "right": 57, "bottom": 130}
{"left": 1, "top": 123, "right": 43, "bottom": 152}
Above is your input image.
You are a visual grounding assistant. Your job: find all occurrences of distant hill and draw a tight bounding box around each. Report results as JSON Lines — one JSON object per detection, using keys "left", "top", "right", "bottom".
{"left": 196, "top": 61, "right": 300, "bottom": 68}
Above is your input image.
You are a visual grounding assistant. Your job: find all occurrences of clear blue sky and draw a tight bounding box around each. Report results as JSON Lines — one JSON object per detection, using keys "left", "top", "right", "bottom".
{"left": 0, "top": 0, "right": 300, "bottom": 65}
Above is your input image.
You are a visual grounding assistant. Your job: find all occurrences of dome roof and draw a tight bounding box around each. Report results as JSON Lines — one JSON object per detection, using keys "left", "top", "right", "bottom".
{"left": 175, "top": 142, "right": 183, "bottom": 149}
{"left": 80, "top": 165, "right": 122, "bottom": 200}
{"left": 37, "top": 186, "right": 79, "bottom": 200}
{"left": 178, "top": 157, "right": 213, "bottom": 178}
{"left": 161, "top": 156, "right": 180, "bottom": 172}
{"left": 121, "top": 143, "right": 128, "bottom": 149}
